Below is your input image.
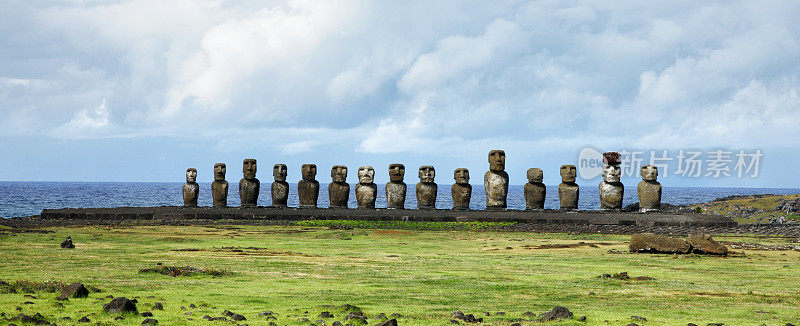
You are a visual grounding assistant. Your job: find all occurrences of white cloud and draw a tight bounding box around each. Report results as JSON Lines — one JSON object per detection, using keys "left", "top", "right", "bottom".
{"left": 0, "top": 0, "right": 798, "bottom": 155}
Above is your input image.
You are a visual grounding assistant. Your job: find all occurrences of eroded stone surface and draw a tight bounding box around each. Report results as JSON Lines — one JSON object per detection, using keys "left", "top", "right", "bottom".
{"left": 182, "top": 168, "right": 199, "bottom": 207}
{"left": 386, "top": 164, "right": 406, "bottom": 209}
{"left": 271, "top": 164, "right": 288, "bottom": 207}
{"left": 451, "top": 168, "right": 471, "bottom": 210}
{"left": 239, "top": 159, "right": 259, "bottom": 207}
{"left": 298, "top": 164, "right": 319, "bottom": 208}
{"left": 329, "top": 165, "right": 349, "bottom": 208}
{"left": 484, "top": 150, "right": 508, "bottom": 209}
{"left": 629, "top": 233, "right": 691, "bottom": 254}
{"left": 638, "top": 165, "right": 661, "bottom": 212}
{"left": 559, "top": 165, "right": 579, "bottom": 210}
{"left": 525, "top": 168, "right": 545, "bottom": 210}
{"left": 356, "top": 166, "right": 376, "bottom": 209}
{"left": 211, "top": 163, "right": 228, "bottom": 208}
{"left": 416, "top": 166, "right": 437, "bottom": 209}
{"left": 687, "top": 234, "right": 728, "bottom": 255}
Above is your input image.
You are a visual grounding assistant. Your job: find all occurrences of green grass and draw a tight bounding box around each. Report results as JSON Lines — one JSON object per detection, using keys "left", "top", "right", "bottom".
{"left": 1, "top": 225, "right": 799, "bottom": 325}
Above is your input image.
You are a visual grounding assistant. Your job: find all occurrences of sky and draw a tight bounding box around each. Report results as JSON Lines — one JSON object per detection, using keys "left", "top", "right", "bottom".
{"left": 1, "top": 0, "right": 798, "bottom": 187}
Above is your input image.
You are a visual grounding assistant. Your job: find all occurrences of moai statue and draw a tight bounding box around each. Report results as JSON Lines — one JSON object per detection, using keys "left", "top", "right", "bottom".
{"left": 239, "top": 159, "right": 259, "bottom": 207}
{"left": 271, "top": 164, "right": 289, "bottom": 207}
{"left": 524, "top": 168, "right": 546, "bottom": 210}
{"left": 558, "top": 165, "right": 579, "bottom": 210}
{"left": 484, "top": 150, "right": 509, "bottom": 209}
{"left": 183, "top": 168, "right": 199, "bottom": 207}
{"left": 599, "top": 152, "right": 623, "bottom": 210}
{"left": 329, "top": 165, "right": 349, "bottom": 208}
{"left": 356, "top": 166, "right": 377, "bottom": 209}
{"left": 298, "top": 164, "right": 319, "bottom": 208}
{"left": 451, "top": 168, "right": 471, "bottom": 210}
{"left": 386, "top": 164, "right": 407, "bottom": 209}
{"left": 638, "top": 164, "right": 662, "bottom": 212}
{"left": 416, "top": 166, "right": 437, "bottom": 209}
{"left": 211, "top": 163, "right": 228, "bottom": 207}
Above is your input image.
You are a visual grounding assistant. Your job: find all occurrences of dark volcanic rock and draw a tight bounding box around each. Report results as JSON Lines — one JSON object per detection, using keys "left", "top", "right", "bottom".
{"left": 374, "top": 318, "right": 398, "bottom": 326}
{"left": 231, "top": 313, "right": 246, "bottom": 321}
{"left": 344, "top": 313, "right": 367, "bottom": 324}
{"left": 9, "top": 313, "right": 49, "bottom": 325}
{"left": 78, "top": 316, "right": 91, "bottom": 323}
{"left": 451, "top": 310, "right": 482, "bottom": 323}
{"left": 142, "top": 317, "right": 158, "bottom": 325}
{"left": 55, "top": 283, "right": 82, "bottom": 300}
{"left": 103, "top": 297, "right": 138, "bottom": 314}
{"left": 60, "top": 236, "right": 75, "bottom": 248}
{"left": 687, "top": 234, "right": 728, "bottom": 255}
{"left": 152, "top": 302, "right": 164, "bottom": 310}
{"left": 141, "top": 311, "right": 153, "bottom": 317}
{"left": 537, "top": 306, "right": 573, "bottom": 322}
{"left": 629, "top": 233, "right": 691, "bottom": 254}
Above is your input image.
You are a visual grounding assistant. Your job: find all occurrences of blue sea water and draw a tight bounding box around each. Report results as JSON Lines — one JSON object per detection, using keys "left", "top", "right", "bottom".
{"left": 1, "top": 181, "right": 799, "bottom": 218}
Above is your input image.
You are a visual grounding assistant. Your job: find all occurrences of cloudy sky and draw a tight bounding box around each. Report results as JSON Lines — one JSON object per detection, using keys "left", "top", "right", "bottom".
{"left": 1, "top": 0, "right": 798, "bottom": 187}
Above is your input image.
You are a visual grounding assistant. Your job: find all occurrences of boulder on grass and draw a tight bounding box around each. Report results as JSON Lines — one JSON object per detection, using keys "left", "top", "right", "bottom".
{"left": 57, "top": 283, "right": 89, "bottom": 300}
{"left": 537, "top": 306, "right": 573, "bottom": 322}
{"left": 103, "top": 297, "right": 138, "bottom": 314}
{"left": 687, "top": 234, "right": 728, "bottom": 255}
{"left": 629, "top": 233, "right": 691, "bottom": 254}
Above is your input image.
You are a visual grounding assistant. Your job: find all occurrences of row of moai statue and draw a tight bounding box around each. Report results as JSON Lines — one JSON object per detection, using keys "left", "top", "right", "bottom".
{"left": 182, "top": 151, "right": 662, "bottom": 212}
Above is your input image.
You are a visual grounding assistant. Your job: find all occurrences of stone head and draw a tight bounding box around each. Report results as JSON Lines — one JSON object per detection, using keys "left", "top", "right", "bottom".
{"left": 242, "top": 159, "right": 257, "bottom": 180}
{"left": 488, "top": 150, "right": 505, "bottom": 171}
{"left": 560, "top": 165, "right": 576, "bottom": 183}
{"left": 641, "top": 164, "right": 658, "bottom": 181}
{"left": 602, "top": 164, "right": 621, "bottom": 183}
{"left": 273, "top": 164, "right": 287, "bottom": 182}
{"left": 527, "top": 168, "right": 543, "bottom": 183}
{"left": 302, "top": 164, "right": 317, "bottom": 181}
{"left": 389, "top": 164, "right": 405, "bottom": 182}
{"left": 358, "top": 166, "right": 374, "bottom": 184}
{"left": 186, "top": 168, "right": 197, "bottom": 183}
{"left": 419, "top": 166, "right": 435, "bottom": 183}
{"left": 331, "top": 165, "right": 347, "bottom": 183}
{"left": 454, "top": 168, "right": 469, "bottom": 184}
{"left": 213, "top": 163, "right": 226, "bottom": 181}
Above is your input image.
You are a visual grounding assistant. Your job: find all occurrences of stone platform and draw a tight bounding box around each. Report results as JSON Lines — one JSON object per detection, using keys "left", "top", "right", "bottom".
{"left": 38, "top": 206, "right": 736, "bottom": 227}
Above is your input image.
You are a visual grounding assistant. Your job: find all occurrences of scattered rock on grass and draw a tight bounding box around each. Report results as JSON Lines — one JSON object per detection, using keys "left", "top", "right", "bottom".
{"left": 60, "top": 236, "right": 75, "bottom": 249}
{"left": 319, "top": 311, "right": 334, "bottom": 318}
{"left": 8, "top": 313, "right": 49, "bottom": 325}
{"left": 141, "top": 311, "right": 153, "bottom": 317}
{"left": 142, "top": 317, "right": 158, "bottom": 325}
{"left": 78, "top": 316, "right": 90, "bottom": 323}
{"left": 451, "top": 311, "right": 482, "bottom": 323}
{"left": 57, "top": 282, "right": 89, "bottom": 300}
{"left": 537, "top": 306, "right": 573, "bottom": 322}
{"left": 152, "top": 302, "right": 164, "bottom": 310}
{"left": 103, "top": 297, "right": 138, "bottom": 314}
{"left": 374, "top": 318, "right": 398, "bottom": 326}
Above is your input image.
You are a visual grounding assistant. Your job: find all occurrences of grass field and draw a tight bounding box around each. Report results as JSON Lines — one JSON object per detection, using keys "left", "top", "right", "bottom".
{"left": 1, "top": 222, "right": 799, "bottom": 325}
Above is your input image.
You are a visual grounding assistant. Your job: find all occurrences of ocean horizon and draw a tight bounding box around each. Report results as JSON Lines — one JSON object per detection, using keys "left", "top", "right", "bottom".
{"left": 2, "top": 181, "right": 799, "bottom": 218}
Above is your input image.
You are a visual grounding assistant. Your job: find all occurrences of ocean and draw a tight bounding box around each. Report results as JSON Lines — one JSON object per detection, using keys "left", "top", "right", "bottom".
{"left": 1, "top": 182, "right": 799, "bottom": 218}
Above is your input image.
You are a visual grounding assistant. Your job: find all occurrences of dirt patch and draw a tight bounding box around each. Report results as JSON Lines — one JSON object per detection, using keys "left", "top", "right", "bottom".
{"left": 372, "top": 230, "right": 413, "bottom": 235}
{"left": 522, "top": 242, "right": 615, "bottom": 249}
{"left": 169, "top": 247, "right": 317, "bottom": 257}
{"left": 720, "top": 241, "right": 800, "bottom": 251}
{"left": 597, "top": 272, "right": 654, "bottom": 281}
{"left": 692, "top": 292, "right": 734, "bottom": 297}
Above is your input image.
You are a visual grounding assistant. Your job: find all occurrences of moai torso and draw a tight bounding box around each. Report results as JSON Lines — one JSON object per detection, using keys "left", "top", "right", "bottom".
{"left": 451, "top": 168, "right": 471, "bottom": 210}
{"left": 638, "top": 165, "right": 662, "bottom": 212}
{"left": 558, "top": 165, "right": 579, "bottom": 210}
{"left": 599, "top": 152, "right": 623, "bottom": 210}
{"left": 484, "top": 150, "right": 509, "bottom": 209}
{"left": 524, "top": 168, "right": 545, "bottom": 210}
{"left": 183, "top": 168, "right": 199, "bottom": 207}
{"left": 239, "top": 159, "right": 259, "bottom": 207}
{"left": 416, "top": 166, "right": 437, "bottom": 209}
{"left": 328, "top": 165, "right": 349, "bottom": 208}
{"left": 386, "top": 164, "right": 407, "bottom": 209}
{"left": 356, "top": 166, "right": 377, "bottom": 209}
{"left": 211, "top": 163, "right": 228, "bottom": 207}
{"left": 271, "top": 164, "right": 288, "bottom": 207}
{"left": 298, "top": 164, "right": 319, "bottom": 208}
